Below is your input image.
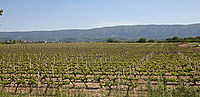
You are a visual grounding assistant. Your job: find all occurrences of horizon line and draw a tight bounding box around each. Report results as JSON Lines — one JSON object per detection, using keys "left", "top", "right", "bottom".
{"left": 1, "top": 22, "right": 200, "bottom": 32}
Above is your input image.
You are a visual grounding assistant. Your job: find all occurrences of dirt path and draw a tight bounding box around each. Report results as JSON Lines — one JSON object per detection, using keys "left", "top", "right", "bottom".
{"left": 178, "top": 43, "right": 191, "bottom": 47}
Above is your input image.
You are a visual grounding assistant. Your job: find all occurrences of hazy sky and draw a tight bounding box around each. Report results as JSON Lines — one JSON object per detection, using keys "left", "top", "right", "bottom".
{"left": 0, "top": 0, "right": 200, "bottom": 31}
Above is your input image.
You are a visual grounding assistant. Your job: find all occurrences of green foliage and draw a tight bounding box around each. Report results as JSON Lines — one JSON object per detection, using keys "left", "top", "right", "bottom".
{"left": 107, "top": 38, "right": 122, "bottom": 43}
{"left": 195, "top": 36, "right": 200, "bottom": 40}
{"left": 107, "top": 38, "right": 115, "bottom": 43}
{"left": 138, "top": 37, "right": 147, "bottom": 43}
{"left": 0, "top": 43, "right": 199, "bottom": 96}
{"left": 0, "top": 10, "right": 3, "bottom": 16}
{"left": 148, "top": 39, "right": 156, "bottom": 43}
{"left": 172, "top": 36, "right": 179, "bottom": 40}
{"left": 163, "top": 36, "right": 200, "bottom": 43}
{"left": 146, "top": 77, "right": 199, "bottom": 97}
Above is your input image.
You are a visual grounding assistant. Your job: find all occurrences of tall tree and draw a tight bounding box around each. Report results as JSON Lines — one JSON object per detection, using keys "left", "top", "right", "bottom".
{"left": 172, "top": 36, "right": 179, "bottom": 40}
{"left": 138, "top": 38, "right": 147, "bottom": 43}
{"left": 0, "top": 10, "right": 3, "bottom": 16}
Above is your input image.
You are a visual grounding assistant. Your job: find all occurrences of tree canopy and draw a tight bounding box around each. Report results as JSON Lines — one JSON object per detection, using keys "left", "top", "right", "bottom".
{"left": 138, "top": 38, "right": 147, "bottom": 43}
{"left": 0, "top": 10, "right": 3, "bottom": 16}
{"left": 172, "top": 36, "right": 179, "bottom": 40}
{"left": 148, "top": 39, "right": 156, "bottom": 43}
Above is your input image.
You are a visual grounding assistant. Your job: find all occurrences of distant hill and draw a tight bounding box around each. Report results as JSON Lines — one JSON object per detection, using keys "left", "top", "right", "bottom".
{"left": 0, "top": 24, "right": 200, "bottom": 42}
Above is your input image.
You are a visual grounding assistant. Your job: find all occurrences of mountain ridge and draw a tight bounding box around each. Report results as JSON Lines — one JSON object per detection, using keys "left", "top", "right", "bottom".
{"left": 0, "top": 23, "right": 200, "bottom": 42}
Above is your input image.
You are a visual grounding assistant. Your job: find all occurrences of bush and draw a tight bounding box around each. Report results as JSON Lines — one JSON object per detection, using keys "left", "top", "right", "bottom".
{"left": 148, "top": 39, "right": 156, "bottom": 43}
{"left": 107, "top": 38, "right": 122, "bottom": 43}
{"left": 138, "top": 38, "right": 147, "bottom": 43}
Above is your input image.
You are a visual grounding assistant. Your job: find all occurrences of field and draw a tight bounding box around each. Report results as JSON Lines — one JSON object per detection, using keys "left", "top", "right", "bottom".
{"left": 0, "top": 43, "right": 200, "bottom": 97}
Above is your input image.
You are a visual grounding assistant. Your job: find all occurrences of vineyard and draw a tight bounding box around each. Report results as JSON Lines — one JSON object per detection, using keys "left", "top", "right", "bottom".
{"left": 0, "top": 43, "right": 200, "bottom": 96}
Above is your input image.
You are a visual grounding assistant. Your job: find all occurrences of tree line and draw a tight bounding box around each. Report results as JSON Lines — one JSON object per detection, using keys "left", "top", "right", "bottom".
{"left": 107, "top": 36, "right": 200, "bottom": 43}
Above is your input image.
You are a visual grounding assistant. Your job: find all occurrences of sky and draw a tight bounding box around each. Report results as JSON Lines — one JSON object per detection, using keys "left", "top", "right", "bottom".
{"left": 0, "top": 0, "right": 200, "bottom": 31}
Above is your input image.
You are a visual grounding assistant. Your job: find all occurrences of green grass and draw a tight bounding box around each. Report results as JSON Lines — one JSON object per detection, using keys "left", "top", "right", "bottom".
{"left": 146, "top": 78, "right": 199, "bottom": 97}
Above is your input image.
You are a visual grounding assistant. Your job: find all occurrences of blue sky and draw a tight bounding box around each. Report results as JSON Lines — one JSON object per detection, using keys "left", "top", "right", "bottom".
{"left": 0, "top": 0, "right": 200, "bottom": 31}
